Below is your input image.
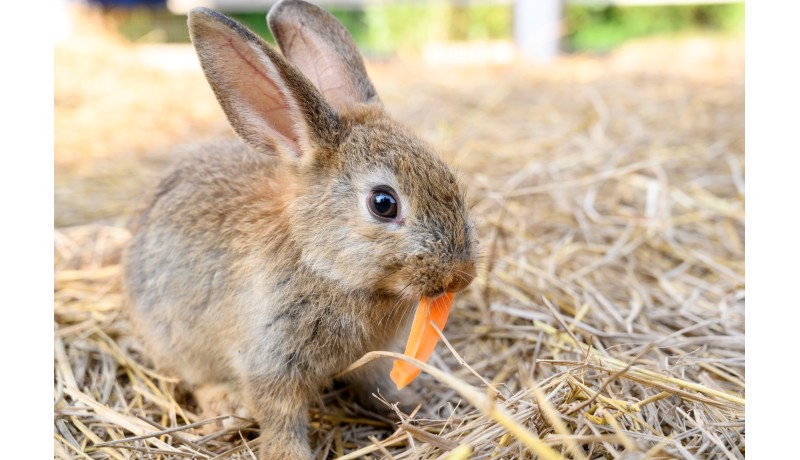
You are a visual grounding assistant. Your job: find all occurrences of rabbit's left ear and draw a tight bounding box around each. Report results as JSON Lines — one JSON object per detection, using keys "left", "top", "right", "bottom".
{"left": 188, "top": 7, "right": 340, "bottom": 159}
{"left": 268, "top": 0, "right": 380, "bottom": 111}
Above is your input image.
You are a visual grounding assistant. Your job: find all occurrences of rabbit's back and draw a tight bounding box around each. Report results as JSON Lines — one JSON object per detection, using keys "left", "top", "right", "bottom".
{"left": 123, "top": 139, "right": 291, "bottom": 385}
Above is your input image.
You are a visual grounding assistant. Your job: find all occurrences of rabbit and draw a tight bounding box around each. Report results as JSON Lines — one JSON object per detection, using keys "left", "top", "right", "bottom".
{"left": 122, "top": 1, "right": 477, "bottom": 458}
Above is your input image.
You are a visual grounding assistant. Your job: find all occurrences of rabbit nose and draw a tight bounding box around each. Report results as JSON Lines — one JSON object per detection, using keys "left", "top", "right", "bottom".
{"left": 445, "top": 260, "right": 476, "bottom": 293}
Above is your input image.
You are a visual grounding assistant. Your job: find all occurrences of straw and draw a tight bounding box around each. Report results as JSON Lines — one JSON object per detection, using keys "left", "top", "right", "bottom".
{"left": 55, "top": 13, "right": 744, "bottom": 459}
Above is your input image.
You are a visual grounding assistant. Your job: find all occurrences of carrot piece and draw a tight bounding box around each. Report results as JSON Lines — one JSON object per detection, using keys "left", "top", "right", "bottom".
{"left": 390, "top": 292, "right": 455, "bottom": 389}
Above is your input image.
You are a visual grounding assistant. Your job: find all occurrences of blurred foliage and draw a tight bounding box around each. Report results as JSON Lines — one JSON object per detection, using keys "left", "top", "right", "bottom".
{"left": 361, "top": 4, "right": 511, "bottom": 54}
{"left": 107, "top": 2, "right": 743, "bottom": 54}
{"left": 115, "top": 8, "right": 189, "bottom": 42}
{"left": 564, "top": 3, "right": 744, "bottom": 52}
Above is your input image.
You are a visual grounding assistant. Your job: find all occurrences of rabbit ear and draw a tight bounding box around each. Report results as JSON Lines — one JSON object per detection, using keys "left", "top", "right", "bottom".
{"left": 188, "top": 7, "right": 339, "bottom": 159}
{"left": 267, "top": 0, "right": 380, "bottom": 111}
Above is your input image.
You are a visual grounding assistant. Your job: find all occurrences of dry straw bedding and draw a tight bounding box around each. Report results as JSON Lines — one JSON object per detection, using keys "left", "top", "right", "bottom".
{"left": 54, "top": 25, "right": 744, "bottom": 459}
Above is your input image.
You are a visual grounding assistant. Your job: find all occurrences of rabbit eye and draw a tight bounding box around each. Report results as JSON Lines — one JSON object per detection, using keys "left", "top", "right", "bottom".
{"left": 368, "top": 189, "right": 398, "bottom": 220}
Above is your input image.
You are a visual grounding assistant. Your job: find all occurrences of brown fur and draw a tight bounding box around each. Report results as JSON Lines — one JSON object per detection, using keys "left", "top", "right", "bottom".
{"left": 122, "top": 2, "right": 477, "bottom": 459}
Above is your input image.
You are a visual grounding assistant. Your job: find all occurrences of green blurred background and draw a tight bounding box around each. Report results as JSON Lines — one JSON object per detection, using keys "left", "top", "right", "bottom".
{"left": 112, "top": 2, "right": 743, "bottom": 54}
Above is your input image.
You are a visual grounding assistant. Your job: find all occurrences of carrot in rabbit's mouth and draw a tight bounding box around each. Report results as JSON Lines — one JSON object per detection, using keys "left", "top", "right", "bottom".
{"left": 390, "top": 292, "right": 455, "bottom": 389}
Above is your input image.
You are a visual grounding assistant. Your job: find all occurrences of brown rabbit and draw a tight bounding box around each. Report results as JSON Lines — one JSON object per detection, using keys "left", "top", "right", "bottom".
{"left": 122, "top": 1, "right": 477, "bottom": 458}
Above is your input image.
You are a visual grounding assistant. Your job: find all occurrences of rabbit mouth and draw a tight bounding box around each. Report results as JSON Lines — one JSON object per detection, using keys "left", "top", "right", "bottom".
{"left": 414, "top": 288, "right": 449, "bottom": 301}
{"left": 376, "top": 252, "right": 476, "bottom": 301}
{"left": 380, "top": 276, "right": 448, "bottom": 302}
{"left": 404, "top": 260, "right": 477, "bottom": 300}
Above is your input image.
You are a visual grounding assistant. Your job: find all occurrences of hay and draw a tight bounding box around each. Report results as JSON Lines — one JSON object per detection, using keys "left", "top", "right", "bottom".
{"left": 54, "top": 19, "right": 744, "bottom": 459}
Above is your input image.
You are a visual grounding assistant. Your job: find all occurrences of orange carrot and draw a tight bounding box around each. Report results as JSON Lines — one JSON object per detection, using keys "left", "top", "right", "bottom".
{"left": 390, "top": 292, "right": 455, "bottom": 389}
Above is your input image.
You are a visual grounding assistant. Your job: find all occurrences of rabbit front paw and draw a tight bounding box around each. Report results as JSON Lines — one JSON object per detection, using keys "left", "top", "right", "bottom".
{"left": 194, "top": 382, "right": 252, "bottom": 435}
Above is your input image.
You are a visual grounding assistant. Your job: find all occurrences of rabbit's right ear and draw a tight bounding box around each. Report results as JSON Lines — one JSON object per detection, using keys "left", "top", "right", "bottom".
{"left": 188, "top": 7, "right": 339, "bottom": 159}
{"left": 267, "top": 0, "right": 379, "bottom": 111}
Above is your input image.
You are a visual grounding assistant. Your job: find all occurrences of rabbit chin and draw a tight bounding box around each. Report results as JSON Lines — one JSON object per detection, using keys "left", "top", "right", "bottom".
{"left": 369, "top": 265, "right": 447, "bottom": 301}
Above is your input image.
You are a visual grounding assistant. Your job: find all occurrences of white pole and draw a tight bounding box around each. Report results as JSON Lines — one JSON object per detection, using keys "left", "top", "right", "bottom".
{"left": 514, "top": 0, "right": 563, "bottom": 63}
{"left": 55, "top": 0, "right": 74, "bottom": 42}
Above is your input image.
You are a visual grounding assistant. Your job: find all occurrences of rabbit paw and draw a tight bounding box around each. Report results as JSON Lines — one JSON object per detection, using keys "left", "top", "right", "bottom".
{"left": 194, "top": 383, "right": 251, "bottom": 435}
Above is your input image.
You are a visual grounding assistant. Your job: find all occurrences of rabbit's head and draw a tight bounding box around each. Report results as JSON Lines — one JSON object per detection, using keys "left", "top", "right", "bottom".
{"left": 188, "top": 1, "right": 477, "bottom": 301}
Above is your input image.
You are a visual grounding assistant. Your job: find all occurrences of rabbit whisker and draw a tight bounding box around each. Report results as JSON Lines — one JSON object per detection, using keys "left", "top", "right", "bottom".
{"left": 374, "top": 266, "right": 402, "bottom": 287}
{"left": 389, "top": 282, "right": 417, "bottom": 338}
{"left": 377, "top": 276, "right": 409, "bottom": 327}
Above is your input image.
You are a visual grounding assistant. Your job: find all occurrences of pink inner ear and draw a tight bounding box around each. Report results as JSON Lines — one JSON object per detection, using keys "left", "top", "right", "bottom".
{"left": 221, "top": 37, "right": 302, "bottom": 155}
{"left": 279, "top": 27, "right": 358, "bottom": 111}
{"left": 191, "top": 12, "right": 306, "bottom": 157}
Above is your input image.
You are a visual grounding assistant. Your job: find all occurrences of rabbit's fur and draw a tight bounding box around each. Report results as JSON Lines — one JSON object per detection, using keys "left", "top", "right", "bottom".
{"left": 122, "top": 1, "right": 477, "bottom": 458}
